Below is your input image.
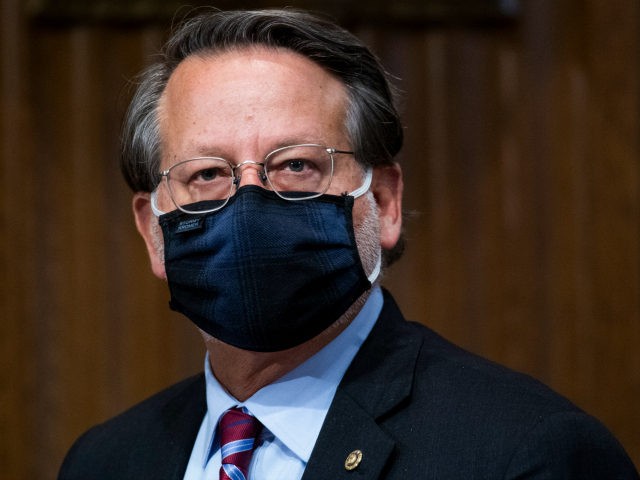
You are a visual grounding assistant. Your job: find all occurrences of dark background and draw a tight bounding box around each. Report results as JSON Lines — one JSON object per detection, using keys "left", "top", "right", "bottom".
{"left": 1, "top": 0, "right": 638, "bottom": 477}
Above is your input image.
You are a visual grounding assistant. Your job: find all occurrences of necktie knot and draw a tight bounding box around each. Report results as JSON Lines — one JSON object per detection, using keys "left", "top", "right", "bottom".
{"left": 218, "top": 407, "right": 262, "bottom": 480}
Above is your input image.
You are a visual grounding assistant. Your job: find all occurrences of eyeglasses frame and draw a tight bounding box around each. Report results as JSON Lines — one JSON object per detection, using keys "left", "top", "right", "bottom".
{"left": 150, "top": 144, "right": 364, "bottom": 216}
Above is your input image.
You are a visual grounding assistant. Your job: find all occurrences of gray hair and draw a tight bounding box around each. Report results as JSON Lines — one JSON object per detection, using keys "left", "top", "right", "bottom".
{"left": 120, "top": 8, "right": 405, "bottom": 263}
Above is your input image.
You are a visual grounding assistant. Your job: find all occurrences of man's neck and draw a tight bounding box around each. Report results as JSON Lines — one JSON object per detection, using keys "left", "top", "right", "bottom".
{"left": 201, "top": 293, "right": 369, "bottom": 401}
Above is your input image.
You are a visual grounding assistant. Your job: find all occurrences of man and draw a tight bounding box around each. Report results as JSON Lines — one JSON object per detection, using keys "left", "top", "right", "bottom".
{"left": 59, "top": 8, "right": 639, "bottom": 479}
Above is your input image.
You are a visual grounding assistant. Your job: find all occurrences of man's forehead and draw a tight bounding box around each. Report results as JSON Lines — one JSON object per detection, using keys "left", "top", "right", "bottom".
{"left": 156, "top": 46, "right": 351, "bottom": 164}
{"left": 163, "top": 46, "right": 347, "bottom": 101}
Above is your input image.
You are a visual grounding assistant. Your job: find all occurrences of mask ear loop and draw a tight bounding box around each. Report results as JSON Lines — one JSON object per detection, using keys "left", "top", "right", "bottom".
{"left": 150, "top": 190, "right": 166, "bottom": 217}
{"left": 347, "top": 168, "right": 382, "bottom": 285}
{"left": 367, "top": 255, "right": 382, "bottom": 284}
{"left": 348, "top": 168, "right": 373, "bottom": 198}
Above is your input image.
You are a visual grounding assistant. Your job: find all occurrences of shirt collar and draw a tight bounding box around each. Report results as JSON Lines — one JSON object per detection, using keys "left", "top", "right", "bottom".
{"left": 200, "top": 286, "right": 383, "bottom": 466}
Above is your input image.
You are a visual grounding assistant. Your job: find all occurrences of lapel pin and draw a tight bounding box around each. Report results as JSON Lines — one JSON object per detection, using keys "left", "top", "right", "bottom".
{"left": 344, "top": 449, "right": 363, "bottom": 471}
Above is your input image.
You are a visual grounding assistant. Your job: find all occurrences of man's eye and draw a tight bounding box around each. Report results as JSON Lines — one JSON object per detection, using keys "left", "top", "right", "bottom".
{"left": 286, "top": 160, "right": 307, "bottom": 172}
{"left": 195, "top": 168, "right": 218, "bottom": 182}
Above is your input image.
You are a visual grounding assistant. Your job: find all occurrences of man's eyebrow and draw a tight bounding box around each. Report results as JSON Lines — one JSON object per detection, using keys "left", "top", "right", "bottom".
{"left": 188, "top": 145, "right": 229, "bottom": 158}
{"left": 188, "top": 137, "right": 330, "bottom": 158}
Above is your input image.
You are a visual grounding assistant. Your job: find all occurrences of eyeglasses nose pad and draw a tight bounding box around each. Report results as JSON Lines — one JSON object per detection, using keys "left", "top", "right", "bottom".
{"left": 232, "top": 169, "right": 268, "bottom": 188}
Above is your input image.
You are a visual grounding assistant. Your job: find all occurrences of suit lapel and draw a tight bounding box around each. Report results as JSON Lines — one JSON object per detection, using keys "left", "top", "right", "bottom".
{"left": 302, "top": 291, "right": 423, "bottom": 479}
{"left": 155, "top": 374, "right": 207, "bottom": 479}
{"left": 301, "top": 390, "right": 395, "bottom": 479}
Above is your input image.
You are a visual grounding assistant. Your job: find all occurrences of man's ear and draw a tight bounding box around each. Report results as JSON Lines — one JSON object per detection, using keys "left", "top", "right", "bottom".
{"left": 371, "top": 163, "right": 403, "bottom": 250}
{"left": 132, "top": 192, "right": 167, "bottom": 280}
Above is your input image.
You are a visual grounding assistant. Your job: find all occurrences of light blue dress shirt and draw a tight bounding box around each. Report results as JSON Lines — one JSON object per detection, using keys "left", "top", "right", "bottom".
{"left": 183, "top": 286, "right": 383, "bottom": 479}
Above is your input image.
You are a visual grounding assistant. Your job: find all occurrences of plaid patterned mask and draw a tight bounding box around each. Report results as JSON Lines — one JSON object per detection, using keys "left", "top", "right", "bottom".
{"left": 158, "top": 185, "right": 378, "bottom": 352}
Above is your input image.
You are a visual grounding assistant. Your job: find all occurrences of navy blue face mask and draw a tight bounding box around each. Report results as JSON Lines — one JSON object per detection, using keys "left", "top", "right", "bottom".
{"left": 158, "top": 184, "right": 380, "bottom": 352}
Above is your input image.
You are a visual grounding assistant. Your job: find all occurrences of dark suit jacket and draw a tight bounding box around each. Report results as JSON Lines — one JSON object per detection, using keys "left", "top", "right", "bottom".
{"left": 59, "top": 291, "right": 639, "bottom": 479}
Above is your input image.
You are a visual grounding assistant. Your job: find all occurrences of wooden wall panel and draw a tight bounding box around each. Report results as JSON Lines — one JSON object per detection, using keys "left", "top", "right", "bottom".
{"left": 1, "top": 0, "right": 638, "bottom": 477}
{"left": 1, "top": 0, "right": 38, "bottom": 478}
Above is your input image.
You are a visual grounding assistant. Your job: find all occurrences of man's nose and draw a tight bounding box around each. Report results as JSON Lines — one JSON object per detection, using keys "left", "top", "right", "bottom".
{"left": 233, "top": 161, "right": 267, "bottom": 188}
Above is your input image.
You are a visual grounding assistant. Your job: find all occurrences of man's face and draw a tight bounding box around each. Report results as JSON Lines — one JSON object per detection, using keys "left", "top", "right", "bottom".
{"left": 136, "top": 46, "right": 402, "bottom": 281}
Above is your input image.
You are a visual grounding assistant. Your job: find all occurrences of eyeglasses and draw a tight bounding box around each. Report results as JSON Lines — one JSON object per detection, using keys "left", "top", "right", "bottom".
{"left": 151, "top": 144, "right": 370, "bottom": 215}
